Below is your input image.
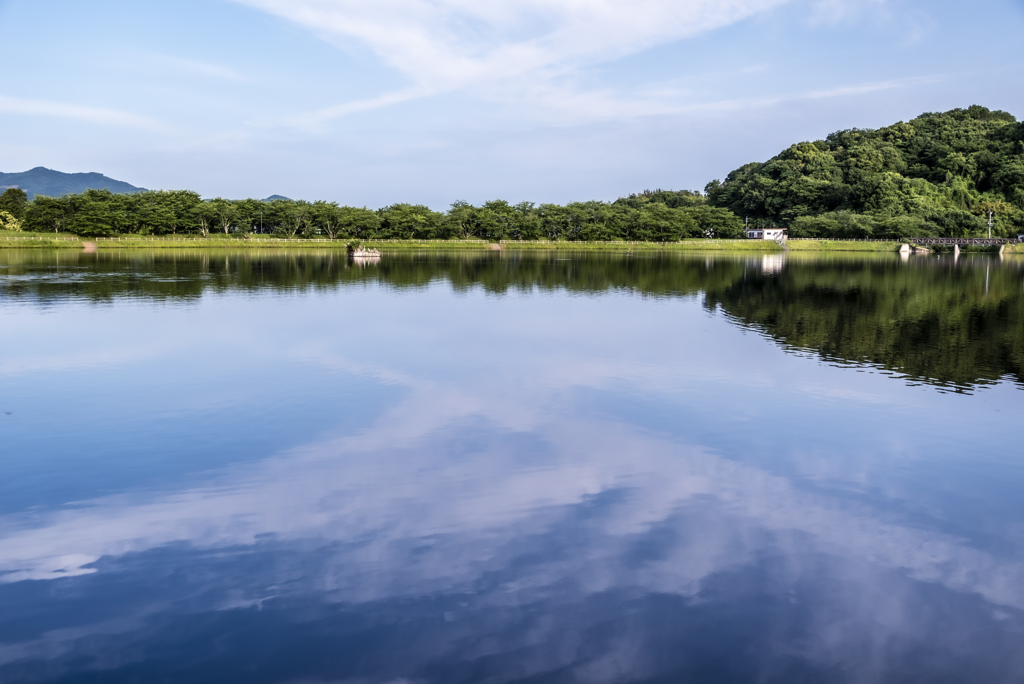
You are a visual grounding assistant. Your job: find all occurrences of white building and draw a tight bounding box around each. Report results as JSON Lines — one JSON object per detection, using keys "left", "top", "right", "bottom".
{"left": 745, "top": 226, "right": 787, "bottom": 240}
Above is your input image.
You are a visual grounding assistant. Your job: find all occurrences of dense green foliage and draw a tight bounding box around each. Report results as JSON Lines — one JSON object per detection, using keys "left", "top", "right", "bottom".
{"left": 7, "top": 106, "right": 1022, "bottom": 241}
{"left": 18, "top": 191, "right": 743, "bottom": 241}
{"left": 706, "top": 105, "right": 1024, "bottom": 238}
{"left": 0, "top": 188, "right": 28, "bottom": 230}
{"left": 0, "top": 188, "right": 29, "bottom": 219}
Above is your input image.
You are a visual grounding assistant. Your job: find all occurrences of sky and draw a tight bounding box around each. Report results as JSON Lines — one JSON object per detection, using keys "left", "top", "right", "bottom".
{"left": 1, "top": 0, "right": 1022, "bottom": 208}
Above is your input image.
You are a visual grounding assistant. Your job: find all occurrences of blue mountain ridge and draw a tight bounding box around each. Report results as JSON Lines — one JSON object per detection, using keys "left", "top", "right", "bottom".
{"left": 0, "top": 167, "right": 146, "bottom": 199}
{"left": 0, "top": 168, "right": 292, "bottom": 202}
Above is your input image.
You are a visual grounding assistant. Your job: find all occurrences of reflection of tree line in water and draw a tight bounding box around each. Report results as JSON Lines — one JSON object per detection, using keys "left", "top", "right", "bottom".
{"left": 704, "top": 259, "right": 1024, "bottom": 390}
{"left": 3, "top": 250, "right": 1021, "bottom": 388}
{"left": 0, "top": 250, "right": 749, "bottom": 300}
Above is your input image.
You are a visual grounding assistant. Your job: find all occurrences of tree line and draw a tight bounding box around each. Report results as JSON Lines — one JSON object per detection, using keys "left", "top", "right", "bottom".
{"left": 0, "top": 187, "right": 743, "bottom": 241}
{"left": 0, "top": 105, "right": 1021, "bottom": 241}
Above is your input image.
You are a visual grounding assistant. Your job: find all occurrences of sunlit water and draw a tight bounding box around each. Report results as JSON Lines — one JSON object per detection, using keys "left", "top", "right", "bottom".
{"left": 1, "top": 249, "right": 1022, "bottom": 683}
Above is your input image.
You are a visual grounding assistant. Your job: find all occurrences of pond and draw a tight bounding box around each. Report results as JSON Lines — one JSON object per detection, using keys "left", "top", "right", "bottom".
{"left": 1, "top": 249, "right": 1022, "bottom": 683}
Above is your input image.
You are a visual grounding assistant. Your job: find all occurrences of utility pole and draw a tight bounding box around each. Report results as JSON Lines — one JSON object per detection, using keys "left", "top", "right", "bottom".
{"left": 987, "top": 209, "right": 994, "bottom": 239}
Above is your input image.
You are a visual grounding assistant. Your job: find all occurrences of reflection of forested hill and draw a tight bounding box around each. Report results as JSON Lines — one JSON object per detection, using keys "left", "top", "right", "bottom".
{"left": 704, "top": 258, "right": 1024, "bottom": 389}
{"left": 2, "top": 250, "right": 1021, "bottom": 390}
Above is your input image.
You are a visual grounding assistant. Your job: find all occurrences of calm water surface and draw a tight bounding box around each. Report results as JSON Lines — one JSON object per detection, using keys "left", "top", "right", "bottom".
{"left": 1, "top": 249, "right": 1022, "bottom": 683}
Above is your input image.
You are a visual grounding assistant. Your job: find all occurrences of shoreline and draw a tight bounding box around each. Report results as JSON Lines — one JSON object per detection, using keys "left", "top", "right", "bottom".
{"left": 1, "top": 235, "right": 1020, "bottom": 253}
{"left": 0, "top": 236, "right": 784, "bottom": 251}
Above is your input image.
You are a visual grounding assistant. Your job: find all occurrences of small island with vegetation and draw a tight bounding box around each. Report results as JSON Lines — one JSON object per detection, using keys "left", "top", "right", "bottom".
{"left": 2, "top": 106, "right": 1022, "bottom": 252}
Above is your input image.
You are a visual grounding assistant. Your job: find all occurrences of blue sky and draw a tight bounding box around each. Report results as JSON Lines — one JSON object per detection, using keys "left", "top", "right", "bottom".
{"left": 1, "top": 0, "right": 1022, "bottom": 208}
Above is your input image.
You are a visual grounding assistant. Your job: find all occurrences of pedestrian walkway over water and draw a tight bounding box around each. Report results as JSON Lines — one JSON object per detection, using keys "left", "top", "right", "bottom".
{"left": 909, "top": 237, "right": 1009, "bottom": 246}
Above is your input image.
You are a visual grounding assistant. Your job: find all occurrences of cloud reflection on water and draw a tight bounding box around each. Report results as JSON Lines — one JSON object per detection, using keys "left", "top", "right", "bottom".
{"left": 3, "top": 404, "right": 1022, "bottom": 603}
{"left": 2, "top": 388, "right": 1023, "bottom": 679}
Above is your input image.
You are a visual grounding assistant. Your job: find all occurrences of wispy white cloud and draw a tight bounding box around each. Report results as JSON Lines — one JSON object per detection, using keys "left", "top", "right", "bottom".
{"left": 232, "top": 0, "right": 795, "bottom": 123}
{"left": 287, "top": 87, "right": 425, "bottom": 127}
{"left": 806, "top": 0, "right": 935, "bottom": 46}
{"left": 232, "top": 0, "right": 940, "bottom": 130}
{"left": 466, "top": 74, "right": 941, "bottom": 127}
{"left": 799, "top": 74, "right": 940, "bottom": 101}
{"left": 803, "top": 80, "right": 902, "bottom": 99}
{"left": 0, "top": 94, "right": 172, "bottom": 133}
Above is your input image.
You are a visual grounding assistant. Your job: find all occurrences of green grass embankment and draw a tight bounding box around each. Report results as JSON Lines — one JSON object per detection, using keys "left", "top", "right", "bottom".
{"left": 786, "top": 240, "right": 902, "bottom": 252}
{"left": 495, "top": 239, "right": 782, "bottom": 252}
{"left": 3, "top": 231, "right": 1018, "bottom": 253}
{"left": 0, "top": 234, "right": 485, "bottom": 250}
{"left": 0, "top": 234, "right": 783, "bottom": 252}
{"left": 0, "top": 234, "right": 359, "bottom": 250}
{"left": 1, "top": 232, "right": 84, "bottom": 248}
{"left": 352, "top": 240, "right": 491, "bottom": 251}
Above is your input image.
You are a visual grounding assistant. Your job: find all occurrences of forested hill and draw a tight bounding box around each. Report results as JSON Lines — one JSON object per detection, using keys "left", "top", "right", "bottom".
{"left": 705, "top": 105, "right": 1024, "bottom": 238}
{"left": 0, "top": 167, "right": 145, "bottom": 199}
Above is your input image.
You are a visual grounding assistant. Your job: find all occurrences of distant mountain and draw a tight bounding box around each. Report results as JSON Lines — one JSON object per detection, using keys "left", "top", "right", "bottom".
{"left": 0, "top": 167, "right": 146, "bottom": 199}
{"left": 263, "top": 194, "right": 292, "bottom": 201}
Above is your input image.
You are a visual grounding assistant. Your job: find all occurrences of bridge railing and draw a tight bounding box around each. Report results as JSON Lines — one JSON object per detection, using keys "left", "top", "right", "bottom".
{"left": 787, "top": 237, "right": 1012, "bottom": 245}
{"left": 905, "top": 237, "right": 1009, "bottom": 245}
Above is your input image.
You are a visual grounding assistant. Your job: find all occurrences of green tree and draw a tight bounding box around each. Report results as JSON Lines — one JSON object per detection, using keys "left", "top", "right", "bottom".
{"left": 208, "top": 198, "right": 239, "bottom": 235}
{"left": 504, "top": 202, "right": 542, "bottom": 240}
{"left": 630, "top": 204, "right": 695, "bottom": 241}
{"left": 64, "top": 190, "right": 122, "bottom": 236}
{"left": 274, "top": 200, "right": 311, "bottom": 238}
{"left": 445, "top": 201, "right": 476, "bottom": 239}
{"left": 336, "top": 206, "right": 381, "bottom": 239}
{"left": 168, "top": 191, "right": 203, "bottom": 235}
{"left": 379, "top": 204, "right": 443, "bottom": 239}
{"left": 0, "top": 210, "right": 22, "bottom": 231}
{"left": 686, "top": 206, "right": 743, "bottom": 238}
{"left": 233, "top": 198, "right": 265, "bottom": 236}
{"left": 0, "top": 188, "right": 29, "bottom": 220}
{"left": 192, "top": 202, "right": 215, "bottom": 237}
{"left": 24, "top": 195, "right": 71, "bottom": 234}
{"left": 310, "top": 201, "right": 343, "bottom": 239}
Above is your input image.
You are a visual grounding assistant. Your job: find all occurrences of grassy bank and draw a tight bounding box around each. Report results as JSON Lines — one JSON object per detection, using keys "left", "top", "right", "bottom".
{"left": 3, "top": 232, "right": 1019, "bottom": 253}
{"left": 0, "top": 234, "right": 489, "bottom": 250}
{"left": 0, "top": 234, "right": 784, "bottom": 252}
{"left": 787, "top": 240, "right": 902, "bottom": 252}
{"left": 495, "top": 239, "right": 782, "bottom": 252}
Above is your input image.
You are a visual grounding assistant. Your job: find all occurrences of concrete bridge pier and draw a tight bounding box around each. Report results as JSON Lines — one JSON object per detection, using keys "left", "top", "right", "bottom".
{"left": 953, "top": 244, "right": 960, "bottom": 258}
